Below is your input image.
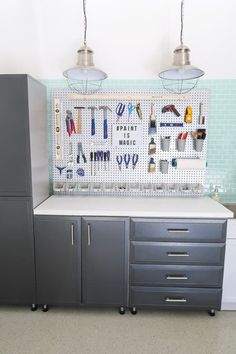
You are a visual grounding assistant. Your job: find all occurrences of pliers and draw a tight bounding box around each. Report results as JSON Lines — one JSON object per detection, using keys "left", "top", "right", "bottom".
{"left": 66, "top": 110, "right": 76, "bottom": 137}
{"left": 132, "top": 154, "right": 139, "bottom": 169}
{"left": 124, "top": 154, "right": 131, "bottom": 169}
{"left": 116, "top": 155, "right": 123, "bottom": 171}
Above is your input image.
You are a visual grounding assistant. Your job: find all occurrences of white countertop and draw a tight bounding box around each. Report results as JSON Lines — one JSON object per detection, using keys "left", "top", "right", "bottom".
{"left": 34, "top": 196, "right": 233, "bottom": 218}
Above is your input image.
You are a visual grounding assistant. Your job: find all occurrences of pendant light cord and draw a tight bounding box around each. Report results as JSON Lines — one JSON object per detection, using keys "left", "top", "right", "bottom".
{"left": 83, "top": 0, "right": 87, "bottom": 46}
{"left": 180, "top": 0, "right": 184, "bottom": 45}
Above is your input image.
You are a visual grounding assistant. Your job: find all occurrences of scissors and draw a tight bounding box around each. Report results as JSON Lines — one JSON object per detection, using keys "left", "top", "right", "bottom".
{"left": 116, "top": 102, "right": 125, "bottom": 122}
{"left": 128, "top": 102, "right": 136, "bottom": 118}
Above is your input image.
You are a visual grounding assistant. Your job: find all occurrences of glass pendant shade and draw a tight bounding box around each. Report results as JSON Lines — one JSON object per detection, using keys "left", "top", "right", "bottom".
{"left": 158, "top": 0, "right": 204, "bottom": 94}
{"left": 159, "top": 45, "right": 204, "bottom": 81}
{"left": 63, "top": 0, "right": 108, "bottom": 95}
{"left": 63, "top": 45, "right": 107, "bottom": 81}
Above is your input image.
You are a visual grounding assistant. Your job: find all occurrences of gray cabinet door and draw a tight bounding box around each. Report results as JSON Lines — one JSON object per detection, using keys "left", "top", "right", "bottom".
{"left": 82, "top": 217, "right": 128, "bottom": 306}
{"left": 0, "top": 75, "right": 32, "bottom": 196}
{"left": 34, "top": 216, "right": 81, "bottom": 306}
{"left": 0, "top": 197, "right": 35, "bottom": 304}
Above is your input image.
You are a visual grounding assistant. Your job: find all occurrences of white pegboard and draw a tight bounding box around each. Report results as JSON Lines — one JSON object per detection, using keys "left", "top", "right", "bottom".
{"left": 52, "top": 88, "right": 208, "bottom": 196}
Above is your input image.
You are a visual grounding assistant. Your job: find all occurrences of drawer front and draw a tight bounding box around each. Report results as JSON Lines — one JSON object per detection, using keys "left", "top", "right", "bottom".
{"left": 131, "top": 218, "right": 227, "bottom": 243}
{"left": 130, "top": 264, "right": 224, "bottom": 287}
{"left": 130, "top": 242, "right": 225, "bottom": 265}
{"left": 129, "top": 286, "right": 221, "bottom": 310}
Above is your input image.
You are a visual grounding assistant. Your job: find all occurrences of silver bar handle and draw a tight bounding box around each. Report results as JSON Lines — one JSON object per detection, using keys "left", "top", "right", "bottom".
{"left": 166, "top": 275, "right": 188, "bottom": 280}
{"left": 87, "top": 224, "right": 91, "bottom": 246}
{"left": 71, "top": 223, "right": 75, "bottom": 246}
{"left": 167, "top": 252, "right": 189, "bottom": 257}
{"left": 167, "top": 228, "right": 189, "bottom": 233}
{"left": 165, "top": 297, "right": 187, "bottom": 303}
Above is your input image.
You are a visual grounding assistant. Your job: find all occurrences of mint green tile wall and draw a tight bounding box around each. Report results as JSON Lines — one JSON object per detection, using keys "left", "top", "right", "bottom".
{"left": 42, "top": 79, "right": 236, "bottom": 202}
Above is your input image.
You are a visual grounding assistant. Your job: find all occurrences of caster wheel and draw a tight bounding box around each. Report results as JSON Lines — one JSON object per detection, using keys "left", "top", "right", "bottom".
{"left": 31, "top": 304, "right": 37, "bottom": 311}
{"left": 119, "top": 306, "right": 125, "bottom": 315}
{"left": 208, "top": 309, "right": 216, "bottom": 317}
{"left": 130, "top": 307, "right": 137, "bottom": 315}
{"left": 42, "top": 305, "right": 49, "bottom": 312}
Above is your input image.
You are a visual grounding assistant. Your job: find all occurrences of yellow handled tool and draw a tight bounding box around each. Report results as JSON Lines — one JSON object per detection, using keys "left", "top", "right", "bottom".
{"left": 74, "top": 106, "right": 85, "bottom": 134}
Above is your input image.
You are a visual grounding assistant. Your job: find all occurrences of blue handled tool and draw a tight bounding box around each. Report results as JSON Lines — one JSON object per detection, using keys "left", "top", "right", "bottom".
{"left": 106, "top": 150, "right": 110, "bottom": 171}
{"left": 128, "top": 102, "right": 136, "bottom": 118}
{"left": 116, "top": 155, "right": 123, "bottom": 171}
{"left": 116, "top": 102, "right": 125, "bottom": 122}
{"left": 132, "top": 154, "right": 139, "bottom": 169}
{"left": 56, "top": 166, "right": 66, "bottom": 175}
{"left": 99, "top": 106, "right": 112, "bottom": 139}
{"left": 124, "top": 154, "right": 131, "bottom": 169}
{"left": 88, "top": 107, "right": 97, "bottom": 136}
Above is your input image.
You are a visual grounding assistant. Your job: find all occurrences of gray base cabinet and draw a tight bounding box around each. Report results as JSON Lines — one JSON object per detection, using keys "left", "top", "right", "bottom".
{"left": 34, "top": 216, "right": 128, "bottom": 309}
{"left": 34, "top": 216, "right": 81, "bottom": 306}
{"left": 129, "top": 218, "right": 226, "bottom": 313}
{"left": 82, "top": 217, "right": 128, "bottom": 306}
{"left": 34, "top": 215, "right": 226, "bottom": 314}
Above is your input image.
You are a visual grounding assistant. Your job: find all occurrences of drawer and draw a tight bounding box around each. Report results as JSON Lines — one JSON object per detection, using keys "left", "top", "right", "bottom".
{"left": 130, "top": 242, "right": 225, "bottom": 265}
{"left": 130, "top": 218, "right": 227, "bottom": 242}
{"left": 130, "top": 264, "right": 224, "bottom": 287}
{"left": 129, "top": 286, "right": 222, "bottom": 310}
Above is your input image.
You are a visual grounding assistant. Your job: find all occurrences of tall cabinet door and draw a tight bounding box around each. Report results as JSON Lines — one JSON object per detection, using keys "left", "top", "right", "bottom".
{"left": 0, "top": 197, "right": 35, "bottom": 304}
{"left": 82, "top": 217, "right": 128, "bottom": 306}
{"left": 0, "top": 75, "right": 32, "bottom": 196}
{"left": 34, "top": 216, "right": 81, "bottom": 306}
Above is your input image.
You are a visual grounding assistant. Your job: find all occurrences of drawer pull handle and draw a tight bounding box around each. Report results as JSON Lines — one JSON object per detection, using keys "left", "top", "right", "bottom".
{"left": 167, "top": 228, "right": 189, "bottom": 233}
{"left": 167, "top": 252, "right": 189, "bottom": 257}
{"left": 87, "top": 224, "right": 91, "bottom": 246}
{"left": 166, "top": 275, "right": 188, "bottom": 280}
{"left": 71, "top": 223, "right": 75, "bottom": 246}
{"left": 165, "top": 297, "right": 187, "bottom": 303}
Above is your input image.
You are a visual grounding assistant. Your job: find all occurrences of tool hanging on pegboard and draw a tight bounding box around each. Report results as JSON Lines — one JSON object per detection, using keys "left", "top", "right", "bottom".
{"left": 99, "top": 106, "right": 112, "bottom": 139}
{"left": 149, "top": 103, "right": 157, "bottom": 135}
{"left": 66, "top": 110, "right": 76, "bottom": 137}
{"left": 74, "top": 106, "right": 85, "bottom": 134}
{"left": 88, "top": 106, "right": 97, "bottom": 136}
{"left": 54, "top": 98, "right": 63, "bottom": 160}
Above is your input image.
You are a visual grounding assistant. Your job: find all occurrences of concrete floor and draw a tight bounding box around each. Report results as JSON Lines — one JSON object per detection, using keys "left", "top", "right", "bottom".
{"left": 0, "top": 307, "right": 235, "bottom": 354}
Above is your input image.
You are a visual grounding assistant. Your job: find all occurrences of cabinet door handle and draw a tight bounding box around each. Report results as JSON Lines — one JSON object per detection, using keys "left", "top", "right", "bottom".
{"left": 167, "top": 228, "right": 189, "bottom": 233}
{"left": 71, "top": 223, "right": 75, "bottom": 246}
{"left": 166, "top": 275, "right": 188, "bottom": 280}
{"left": 167, "top": 252, "right": 189, "bottom": 257}
{"left": 165, "top": 297, "right": 187, "bottom": 303}
{"left": 87, "top": 224, "right": 91, "bottom": 246}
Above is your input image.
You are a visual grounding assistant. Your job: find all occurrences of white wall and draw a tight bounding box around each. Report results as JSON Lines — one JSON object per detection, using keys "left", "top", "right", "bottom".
{"left": 0, "top": 0, "right": 235, "bottom": 80}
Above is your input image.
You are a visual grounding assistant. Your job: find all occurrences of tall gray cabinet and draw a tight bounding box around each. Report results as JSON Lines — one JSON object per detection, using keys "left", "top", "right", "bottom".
{"left": 0, "top": 75, "right": 48, "bottom": 308}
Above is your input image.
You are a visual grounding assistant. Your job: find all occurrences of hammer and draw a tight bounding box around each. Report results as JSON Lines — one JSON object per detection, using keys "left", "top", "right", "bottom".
{"left": 74, "top": 106, "right": 85, "bottom": 134}
{"left": 99, "top": 106, "right": 112, "bottom": 139}
{"left": 88, "top": 106, "right": 97, "bottom": 136}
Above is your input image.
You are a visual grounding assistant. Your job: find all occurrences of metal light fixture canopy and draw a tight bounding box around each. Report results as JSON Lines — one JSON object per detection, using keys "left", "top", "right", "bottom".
{"left": 63, "top": 0, "right": 107, "bottom": 94}
{"left": 159, "top": 0, "right": 204, "bottom": 94}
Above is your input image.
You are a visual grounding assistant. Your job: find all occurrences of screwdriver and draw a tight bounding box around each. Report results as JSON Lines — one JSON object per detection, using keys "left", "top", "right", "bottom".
{"left": 90, "top": 152, "right": 93, "bottom": 176}
{"left": 104, "top": 151, "right": 107, "bottom": 171}
{"left": 106, "top": 150, "right": 110, "bottom": 171}
{"left": 94, "top": 152, "right": 97, "bottom": 176}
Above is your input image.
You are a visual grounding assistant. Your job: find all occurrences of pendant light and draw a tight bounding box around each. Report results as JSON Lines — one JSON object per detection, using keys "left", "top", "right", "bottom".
{"left": 63, "top": 0, "right": 108, "bottom": 95}
{"left": 158, "top": 0, "right": 204, "bottom": 94}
